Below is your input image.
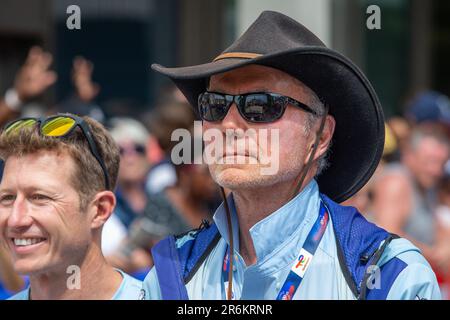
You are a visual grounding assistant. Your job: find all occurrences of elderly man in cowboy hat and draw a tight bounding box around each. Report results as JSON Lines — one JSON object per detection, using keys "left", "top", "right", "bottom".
{"left": 142, "top": 11, "right": 440, "bottom": 300}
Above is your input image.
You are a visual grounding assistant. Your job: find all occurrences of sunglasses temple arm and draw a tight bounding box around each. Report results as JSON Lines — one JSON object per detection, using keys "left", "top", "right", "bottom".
{"left": 82, "top": 128, "right": 111, "bottom": 190}
{"left": 290, "top": 105, "right": 329, "bottom": 200}
{"left": 94, "top": 151, "right": 111, "bottom": 190}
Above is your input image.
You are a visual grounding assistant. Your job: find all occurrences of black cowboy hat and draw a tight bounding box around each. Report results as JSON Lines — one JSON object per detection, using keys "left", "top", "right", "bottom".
{"left": 151, "top": 10, "right": 384, "bottom": 203}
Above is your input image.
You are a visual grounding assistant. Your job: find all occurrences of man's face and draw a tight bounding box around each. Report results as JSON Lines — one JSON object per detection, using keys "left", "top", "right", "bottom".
{"left": 0, "top": 151, "right": 93, "bottom": 275}
{"left": 407, "top": 137, "right": 449, "bottom": 189}
{"left": 204, "top": 64, "right": 317, "bottom": 190}
{"left": 118, "top": 139, "right": 150, "bottom": 184}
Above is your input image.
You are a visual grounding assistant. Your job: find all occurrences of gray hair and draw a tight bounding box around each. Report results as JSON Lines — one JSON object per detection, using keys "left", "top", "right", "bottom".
{"left": 304, "top": 92, "right": 331, "bottom": 177}
{"left": 109, "top": 117, "right": 150, "bottom": 146}
{"left": 409, "top": 124, "right": 449, "bottom": 151}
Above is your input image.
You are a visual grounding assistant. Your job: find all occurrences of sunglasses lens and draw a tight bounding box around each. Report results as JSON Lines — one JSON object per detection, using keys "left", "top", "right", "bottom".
{"left": 199, "top": 93, "right": 229, "bottom": 121}
{"left": 135, "top": 144, "right": 146, "bottom": 154}
{"left": 119, "top": 144, "right": 146, "bottom": 156}
{"left": 198, "top": 92, "right": 287, "bottom": 123}
{"left": 5, "top": 119, "right": 38, "bottom": 134}
{"left": 242, "top": 94, "right": 284, "bottom": 122}
{"left": 42, "top": 117, "right": 76, "bottom": 137}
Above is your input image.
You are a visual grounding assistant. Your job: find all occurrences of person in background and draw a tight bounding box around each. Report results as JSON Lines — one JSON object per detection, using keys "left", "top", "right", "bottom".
{"left": 102, "top": 117, "right": 151, "bottom": 256}
{"left": 387, "top": 117, "right": 412, "bottom": 154}
{"left": 434, "top": 176, "right": 450, "bottom": 298}
{"left": 108, "top": 100, "right": 219, "bottom": 275}
{"left": 405, "top": 90, "right": 450, "bottom": 176}
{"left": 436, "top": 176, "right": 450, "bottom": 247}
{"left": 109, "top": 154, "right": 220, "bottom": 276}
{"left": 341, "top": 181, "right": 373, "bottom": 220}
{"left": 145, "top": 160, "right": 219, "bottom": 237}
{"left": 144, "top": 101, "right": 196, "bottom": 194}
{"left": 57, "top": 56, "right": 105, "bottom": 123}
{"left": 405, "top": 91, "right": 450, "bottom": 128}
{"left": 342, "top": 123, "right": 402, "bottom": 223}
{"left": 0, "top": 46, "right": 57, "bottom": 127}
{"left": 382, "top": 122, "right": 402, "bottom": 163}
{"left": 373, "top": 124, "right": 450, "bottom": 271}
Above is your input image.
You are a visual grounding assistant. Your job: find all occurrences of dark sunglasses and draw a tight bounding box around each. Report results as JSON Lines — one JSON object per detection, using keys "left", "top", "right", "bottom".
{"left": 198, "top": 91, "right": 318, "bottom": 123}
{"left": 3, "top": 114, "right": 111, "bottom": 190}
{"left": 119, "top": 144, "right": 146, "bottom": 156}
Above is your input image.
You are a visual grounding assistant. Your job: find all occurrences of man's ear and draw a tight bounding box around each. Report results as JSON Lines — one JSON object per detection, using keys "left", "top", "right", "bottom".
{"left": 89, "top": 191, "right": 116, "bottom": 229}
{"left": 313, "top": 115, "right": 336, "bottom": 161}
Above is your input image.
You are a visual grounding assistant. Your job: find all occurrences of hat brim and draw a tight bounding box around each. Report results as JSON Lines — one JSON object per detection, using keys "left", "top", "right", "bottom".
{"left": 152, "top": 47, "right": 385, "bottom": 203}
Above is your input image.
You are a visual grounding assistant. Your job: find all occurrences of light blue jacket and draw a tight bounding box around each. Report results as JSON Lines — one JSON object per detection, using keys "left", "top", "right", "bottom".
{"left": 9, "top": 269, "right": 142, "bottom": 300}
{"left": 142, "top": 180, "right": 441, "bottom": 300}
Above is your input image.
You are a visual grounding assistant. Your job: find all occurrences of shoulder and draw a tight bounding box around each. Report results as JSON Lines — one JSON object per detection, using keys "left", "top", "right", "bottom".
{"left": 374, "top": 238, "right": 441, "bottom": 300}
{"left": 113, "top": 270, "right": 143, "bottom": 300}
{"left": 8, "top": 288, "right": 29, "bottom": 300}
{"left": 389, "top": 264, "right": 441, "bottom": 300}
{"left": 141, "top": 267, "right": 162, "bottom": 300}
{"left": 122, "top": 271, "right": 143, "bottom": 288}
{"left": 148, "top": 222, "right": 221, "bottom": 300}
{"left": 153, "top": 221, "right": 221, "bottom": 274}
{"left": 173, "top": 221, "right": 220, "bottom": 251}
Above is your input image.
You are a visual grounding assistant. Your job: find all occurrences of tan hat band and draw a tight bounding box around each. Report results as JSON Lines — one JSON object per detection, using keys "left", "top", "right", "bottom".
{"left": 213, "top": 52, "right": 262, "bottom": 62}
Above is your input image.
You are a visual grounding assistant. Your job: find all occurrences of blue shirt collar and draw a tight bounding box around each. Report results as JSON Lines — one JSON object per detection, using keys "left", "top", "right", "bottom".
{"left": 213, "top": 179, "right": 321, "bottom": 263}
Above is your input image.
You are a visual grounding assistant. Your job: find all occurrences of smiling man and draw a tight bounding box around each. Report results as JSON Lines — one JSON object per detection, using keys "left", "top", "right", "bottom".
{"left": 142, "top": 11, "right": 441, "bottom": 300}
{"left": 0, "top": 114, "right": 142, "bottom": 300}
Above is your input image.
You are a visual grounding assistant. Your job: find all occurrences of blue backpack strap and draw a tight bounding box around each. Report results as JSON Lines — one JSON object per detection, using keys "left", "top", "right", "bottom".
{"left": 151, "top": 221, "right": 221, "bottom": 300}
{"left": 180, "top": 223, "right": 221, "bottom": 283}
{"left": 363, "top": 256, "right": 407, "bottom": 299}
{"left": 151, "top": 236, "right": 189, "bottom": 300}
{"left": 360, "top": 234, "right": 407, "bottom": 300}
{"left": 320, "top": 193, "right": 396, "bottom": 299}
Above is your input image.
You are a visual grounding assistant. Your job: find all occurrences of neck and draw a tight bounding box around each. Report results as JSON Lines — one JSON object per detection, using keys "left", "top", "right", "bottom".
{"left": 233, "top": 176, "right": 314, "bottom": 266}
{"left": 29, "top": 243, "right": 122, "bottom": 300}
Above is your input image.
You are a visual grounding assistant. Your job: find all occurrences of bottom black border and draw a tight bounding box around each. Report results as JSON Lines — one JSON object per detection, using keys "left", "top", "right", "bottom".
{"left": 0, "top": 300, "right": 444, "bottom": 319}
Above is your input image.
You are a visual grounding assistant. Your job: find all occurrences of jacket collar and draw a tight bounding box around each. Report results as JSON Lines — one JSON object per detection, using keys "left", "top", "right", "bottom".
{"left": 213, "top": 179, "right": 320, "bottom": 264}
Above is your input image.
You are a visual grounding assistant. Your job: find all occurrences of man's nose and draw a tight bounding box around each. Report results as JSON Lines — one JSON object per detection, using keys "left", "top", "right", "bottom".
{"left": 221, "top": 103, "right": 248, "bottom": 131}
{"left": 7, "top": 196, "right": 33, "bottom": 231}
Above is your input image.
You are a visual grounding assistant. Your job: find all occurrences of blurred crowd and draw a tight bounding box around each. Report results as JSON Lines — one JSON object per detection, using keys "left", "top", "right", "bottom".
{"left": 1, "top": 47, "right": 450, "bottom": 299}
{"left": 343, "top": 91, "right": 450, "bottom": 298}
